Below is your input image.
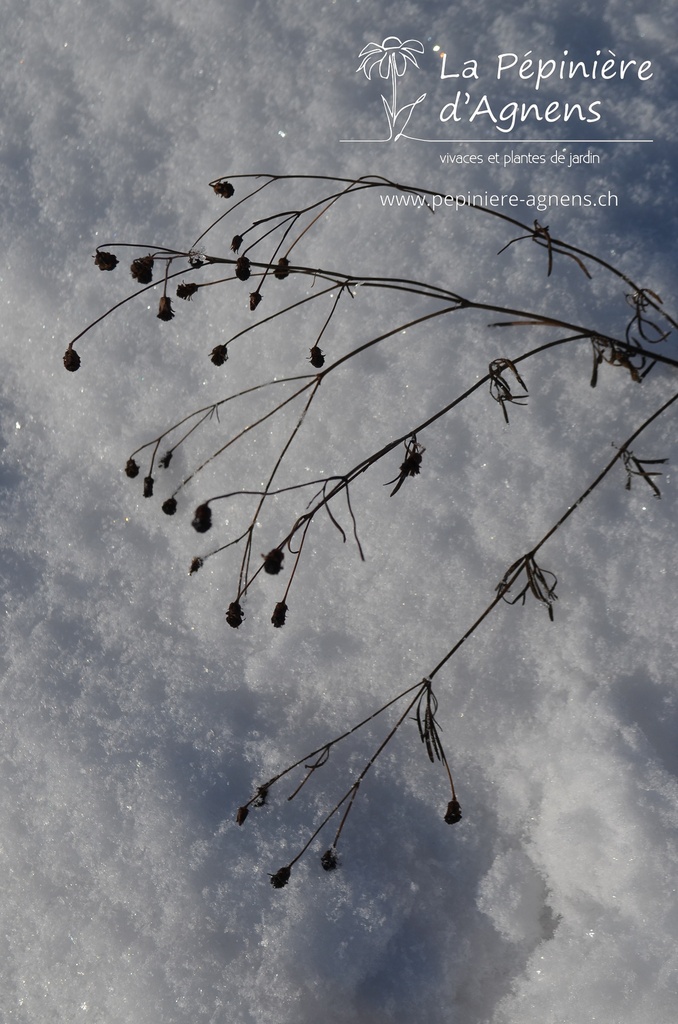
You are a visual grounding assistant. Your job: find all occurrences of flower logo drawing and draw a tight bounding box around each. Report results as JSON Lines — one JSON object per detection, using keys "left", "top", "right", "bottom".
{"left": 356, "top": 37, "right": 426, "bottom": 141}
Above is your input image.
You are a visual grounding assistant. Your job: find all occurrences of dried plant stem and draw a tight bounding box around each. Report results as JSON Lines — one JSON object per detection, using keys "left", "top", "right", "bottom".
{"left": 256, "top": 386, "right": 678, "bottom": 877}
{"left": 278, "top": 684, "right": 426, "bottom": 879}
{"left": 65, "top": 171, "right": 678, "bottom": 883}
{"left": 430, "top": 387, "right": 678, "bottom": 680}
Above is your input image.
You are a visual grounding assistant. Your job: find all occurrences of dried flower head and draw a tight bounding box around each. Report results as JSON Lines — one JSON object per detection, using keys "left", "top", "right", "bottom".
{"left": 263, "top": 549, "right": 284, "bottom": 574}
{"left": 210, "top": 344, "right": 228, "bottom": 367}
{"left": 387, "top": 435, "right": 425, "bottom": 496}
{"left": 249, "top": 291, "right": 262, "bottom": 312}
{"left": 274, "top": 257, "right": 290, "bottom": 280}
{"left": 269, "top": 866, "right": 291, "bottom": 889}
{"left": 162, "top": 498, "right": 177, "bottom": 516}
{"left": 189, "top": 557, "right": 203, "bottom": 575}
{"left": 231, "top": 235, "right": 243, "bottom": 253}
{"left": 444, "top": 799, "right": 462, "bottom": 825}
{"left": 236, "top": 806, "right": 249, "bottom": 825}
{"left": 159, "top": 451, "right": 173, "bottom": 469}
{"left": 125, "top": 457, "right": 140, "bottom": 478}
{"left": 321, "top": 848, "right": 338, "bottom": 871}
{"left": 192, "top": 503, "right": 212, "bottom": 533}
{"left": 94, "top": 250, "right": 118, "bottom": 271}
{"left": 143, "top": 475, "right": 154, "bottom": 498}
{"left": 400, "top": 438, "right": 424, "bottom": 477}
{"left": 176, "top": 282, "right": 199, "bottom": 301}
{"left": 226, "top": 601, "right": 244, "bottom": 628}
{"left": 309, "top": 345, "right": 325, "bottom": 368}
{"left": 212, "top": 180, "right": 235, "bottom": 198}
{"left": 130, "top": 255, "right": 154, "bottom": 284}
{"left": 63, "top": 347, "right": 81, "bottom": 372}
{"left": 157, "top": 296, "right": 174, "bottom": 321}
{"left": 271, "top": 601, "right": 288, "bottom": 628}
{"left": 235, "top": 256, "right": 251, "bottom": 281}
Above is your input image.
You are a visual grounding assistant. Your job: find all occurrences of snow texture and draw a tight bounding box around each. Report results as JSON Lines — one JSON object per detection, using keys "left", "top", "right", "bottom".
{"left": 0, "top": 1, "right": 677, "bottom": 1022}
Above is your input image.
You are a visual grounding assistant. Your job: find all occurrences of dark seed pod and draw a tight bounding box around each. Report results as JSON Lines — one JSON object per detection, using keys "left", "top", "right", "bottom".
{"left": 271, "top": 601, "right": 288, "bottom": 628}
{"left": 94, "top": 250, "right": 118, "bottom": 271}
{"left": 159, "top": 451, "right": 172, "bottom": 468}
{"left": 231, "top": 235, "right": 243, "bottom": 253}
{"left": 274, "top": 257, "right": 290, "bottom": 280}
{"left": 189, "top": 557, "right": 203, "bottom": 575}
{"left": 162, "top": 498, "right": 177, "bottom": 516}
{"left": 321, "top": 848, "right": 338, "bottom": 871}
{"left": 226, "top": 601, "right": 244, "bottom": 629}
{"left": 269, "top": 866, "right": 291, "bottom": 889}
{"left": 130, "top": 255, "right": 154, "bottom": 284}
{"left": 176, "top": 282, "right": 199, "bottom": 300}
{"left": 212, "top": 180, "right": 235, "bottom": 198}
{"left": 143, "top": 475, "right": 154, "bottom": 498}
{"left": 249, "top": 291, "right": 262, "bottom": 312}
{"left": 192, "top": 503, "right": 212, "bottom": 533}
{"left": 236, "top": 806, "right": 249, "bottom": 826}
{"left": 444, "top": 799, "right": 462, "bottom": 825}
{"left": 263, "top": 549, "right": 284, "bottom": 575}
{"left": 309, "top": 345, "right": 324, "bottom": 368}
{"left": 125, "top": 457, "right": 140, "bottom": 478}
{"left": 235, "top": 256, "right": 251, "bottom": 281}
{"left": 210, "top": 344, "right": 228, "bottom": 366}
{"left": 63, "top": 347, "right": 81, "bottom": 372}
{"left": 157, "top": 296, "right": 174, "bottom": 321}
{"left": 402, "top": 451, "right": 423, "bottom": 478}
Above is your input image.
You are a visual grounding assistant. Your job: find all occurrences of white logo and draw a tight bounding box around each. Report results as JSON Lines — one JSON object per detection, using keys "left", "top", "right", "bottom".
{"left": 353, "top": 37, "right": 427, "bottom": 142}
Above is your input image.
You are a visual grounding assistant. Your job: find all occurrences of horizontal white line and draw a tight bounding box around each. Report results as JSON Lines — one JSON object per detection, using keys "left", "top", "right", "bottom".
{"left": 341, "top": 138, "right": 654, "bottom": 144}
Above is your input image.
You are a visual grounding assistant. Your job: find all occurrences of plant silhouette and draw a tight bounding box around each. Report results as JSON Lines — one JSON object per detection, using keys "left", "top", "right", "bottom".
{"left": 65, "top": 173, "right": 678, "bottom": 887}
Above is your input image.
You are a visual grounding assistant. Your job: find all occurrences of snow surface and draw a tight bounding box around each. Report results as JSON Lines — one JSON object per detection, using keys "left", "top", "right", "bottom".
{"left": 1, "top": 1, "right": 677, "bottom": 1022}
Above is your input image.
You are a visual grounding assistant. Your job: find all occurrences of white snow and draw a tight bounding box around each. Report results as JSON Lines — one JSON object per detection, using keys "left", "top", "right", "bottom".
{"left": 1, "top": 2, "right": 677, "bottom": 1022}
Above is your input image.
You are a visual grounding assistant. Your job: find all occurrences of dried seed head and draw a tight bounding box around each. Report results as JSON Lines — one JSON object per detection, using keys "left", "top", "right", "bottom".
{"left": 271, "top": 601, "right": 288, "bottom": 628}
{"left": 231, "top": 235, "right": 244, "bottom": 253}
{"left": 176, "top": 282, "right": 199, "bottom": 300}
{"left": 63, "top": 347, "right": 81, "bottom": 372}
{"left": 274, "top": 257, "right": 290, "bottom": 280}
{"left": 130, "top": 255, "right": 154, "bottom": 284}
{"left": 212, "top": 180, "right": 235, "bottom": 198}
{"left": 125, "top": 457, "right": 140, "bottom": 478}
{"left": 157, "top": 296, "right": 174, "bottom": 321}
{"left": 210, "top": 344, "right": 228, "bottom": 367}
{"left": 143, "top": 475, "right": 154, "bottom": 498}
{"left": 263, "top": 549, "right": 284, "bottom": 575}
{"left": 235, "top": 256, "right": 251, "bottom": 281}
{"left": 162, "top": 498, "right": 177, "bottom": 516}
{"left": 94, "top": 250, "right": 118, "bottom": 271}
{"left": 320, "top": 848, "right": 338, "bottom": 871}
{"left": 388, "top": 437, "right": 426, "bottom": 496}
{"left": 192, "top": 503, "right": 212, "bottom": 533}
{"left": 444, "top": 799, "right": 462, "bottom": 825}
{"left": 309, "top": 345, "right": 325, "bottom": 368}
{"left": 402, "top": 451, "right": 423, "bottom": 478}
{"left": 226, "top": 600, "right": 244, "bottom": 628}
{"left": 189, "top": 557, "right": 203, "bottom": 575}
{"left": 236, "top": 806, "right": 249, "bottom": 826}
{"left": 249, "top": 291, "right": 262, "bottom": 312}
{"left": 269, "top": 866, "right": 291, "bottom": 889}
{"left": 159, "top": 451, "right": 173, "bottom": 468}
